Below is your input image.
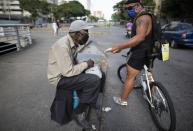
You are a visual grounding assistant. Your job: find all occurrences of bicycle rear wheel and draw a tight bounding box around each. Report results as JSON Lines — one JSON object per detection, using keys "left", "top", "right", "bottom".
{"left": 117, "top": 64, "right": 141, "bottom": 89}
{"left": 117, "top": 64, "right": 127, "bottom": 84}
{"left": 149, "top": 82, "right": 176, "bottom": 131}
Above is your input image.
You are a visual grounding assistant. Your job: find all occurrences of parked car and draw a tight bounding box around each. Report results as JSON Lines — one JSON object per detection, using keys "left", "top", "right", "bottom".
{"left": 35, "top": 23, "right": 47, "bottom": 28}
{"left": 161, "top": 22, "right": 193, "bottom": 48}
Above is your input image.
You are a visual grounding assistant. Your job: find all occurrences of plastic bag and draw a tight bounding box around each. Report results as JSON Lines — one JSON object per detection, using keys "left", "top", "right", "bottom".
{"left": 85, "top": 65, "right": 102, "bottom": 79}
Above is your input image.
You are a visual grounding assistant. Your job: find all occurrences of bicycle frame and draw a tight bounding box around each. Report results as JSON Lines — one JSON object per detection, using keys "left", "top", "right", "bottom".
{"left": 121, "top": 52, "right": 166, "bottom": 108}
{"left": 139, "top": 65, "right": 154, "bottom": 108}
{"left": 118, "top": 53, "right": 176, "bottom": 131}
{"left": 140, "top": 65, "right": 167, "bottom": 108}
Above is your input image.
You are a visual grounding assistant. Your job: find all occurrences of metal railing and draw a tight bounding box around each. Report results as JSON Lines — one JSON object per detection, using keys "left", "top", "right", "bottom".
{"left": 0, "top": 24, "right": 32, "bottom": 54}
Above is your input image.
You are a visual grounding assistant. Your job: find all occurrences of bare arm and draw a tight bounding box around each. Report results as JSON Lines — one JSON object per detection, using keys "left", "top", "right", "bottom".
{"left": 111, "top": 15, "right": 151, "bottom": 53}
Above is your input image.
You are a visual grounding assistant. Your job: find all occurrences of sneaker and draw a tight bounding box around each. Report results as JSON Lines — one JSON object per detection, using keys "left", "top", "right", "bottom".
{"left": 113, "top": 96, "right": 128, "bottom": 106}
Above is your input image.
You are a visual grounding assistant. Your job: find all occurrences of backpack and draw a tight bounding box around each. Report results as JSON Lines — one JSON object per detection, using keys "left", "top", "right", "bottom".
{"left": 150, "top": 14, "right": 169, "bottom": 61}
{"left": 150, "top": 14, "right": 162, "bottom": 60}
{"left": 136, "top": 12, "right": 169, "bottom": 61}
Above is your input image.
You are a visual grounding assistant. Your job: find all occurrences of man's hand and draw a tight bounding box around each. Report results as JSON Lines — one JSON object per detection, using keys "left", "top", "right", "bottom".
{"left": 86, "top": 59, "right": 94, "bottom": 68}
{"left": 111, "top": 45, "right": 122, "bottom": 53}
{"left": 105, "top": 45, "right": 122, "bottom": 53}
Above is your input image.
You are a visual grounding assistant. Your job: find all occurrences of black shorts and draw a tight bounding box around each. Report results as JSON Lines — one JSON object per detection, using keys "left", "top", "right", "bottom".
{"left": 127, "top": 50, "right": 150, "bottom": 70}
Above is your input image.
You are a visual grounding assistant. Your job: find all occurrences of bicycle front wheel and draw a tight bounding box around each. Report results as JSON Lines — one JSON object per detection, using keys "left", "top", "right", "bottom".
{"left": 150, "top": 82, "right": 176, "bottom": 131}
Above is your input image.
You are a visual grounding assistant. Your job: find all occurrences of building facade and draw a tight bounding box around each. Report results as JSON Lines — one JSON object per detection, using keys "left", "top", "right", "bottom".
{"left": 0, "top": 0, "right": 30, "bottom": 20}
{"left": 93, "top": 11, "right": 104, "bottom": 19}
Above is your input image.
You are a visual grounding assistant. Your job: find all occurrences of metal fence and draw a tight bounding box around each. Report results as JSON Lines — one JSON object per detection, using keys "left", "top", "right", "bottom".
{"left": 0, "top": 24, "right": 32, "bottom": 55}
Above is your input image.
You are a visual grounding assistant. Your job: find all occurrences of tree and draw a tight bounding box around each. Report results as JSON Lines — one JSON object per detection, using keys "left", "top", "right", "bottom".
{"left": 39, "top": 1, "right": 51, "bottom": 15}
{"left": 19, "top": 0, "right": 51, "bottom": 21}
{"left": 56, "top": 1, "right": 90, "bottom": 20}
{"left": 112, "top": 0, "right": 155, "bottom": 21}
{"left": 162, "top": 0, "right": 193, "bottom": 19}
{"left": 19, "top": 0, "right": 90, "bottom": 22}
{"left": 19, "top": 0, "right": 39, "bottom": 21}
{"left": 112, "top": 0, "right": 129, "bottom": 21}
{"left": 142, "top": 0, "right": 155, "bottom": 5}
{"left": 111, "top": 13, "right": 121, "bottom": 22}
{"left": 89, "top": 15, "right": 99, "bottom": 22}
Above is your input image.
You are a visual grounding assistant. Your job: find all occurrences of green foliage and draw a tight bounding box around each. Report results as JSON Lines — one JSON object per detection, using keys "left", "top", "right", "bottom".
{"left": 55, "top": 1, "right": 89, "bottom": 19}
{"left": 19, "top": 0, "right": 39, "bottom": 20}
{"left": 141, "top": 0, "right": 155, "bottom": 6}
{"left": 112, "top": 0, "right": 154, "bottom": 21}
{"left": 39, "top": 1, "right": 51, "bottom": 15}
{"left": 85, "top": 10, "right": 91, "bottom": 16}
{"left": 19, "top": 0, "right": 51, "bottom": 21}
{"left": 111, "top": 13, "right": 121, "bottom": 21}
{"left": 112, "top": 0, "right": 129, "bottom": 21}
{"left": 19, "top": 0, "right": 89, "bottom": 21}
{"left": 162, "top": 0, "right": 193, "bottom": 18}
{"left": 89, "top": 15, "right": 99, "bottom": 22}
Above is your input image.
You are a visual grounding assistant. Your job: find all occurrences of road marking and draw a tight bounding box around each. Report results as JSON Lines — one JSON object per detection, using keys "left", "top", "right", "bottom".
{"left": 31, "top": 28, "right": 109, "bottom": 36}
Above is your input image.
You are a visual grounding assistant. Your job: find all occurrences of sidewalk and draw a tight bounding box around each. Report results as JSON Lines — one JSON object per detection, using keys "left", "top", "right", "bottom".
{"left": 0, "top": 30, "right": 108, "bottom": 131}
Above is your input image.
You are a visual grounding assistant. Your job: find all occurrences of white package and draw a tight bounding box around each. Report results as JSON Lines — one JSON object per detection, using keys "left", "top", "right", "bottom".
{"left": 85, "top": 65, "right": 102, "bottom": 79}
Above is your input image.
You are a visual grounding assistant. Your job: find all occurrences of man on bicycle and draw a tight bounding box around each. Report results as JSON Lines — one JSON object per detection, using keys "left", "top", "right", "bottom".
{"left": 109, "top": 0, "right": 153, "bottom": 106}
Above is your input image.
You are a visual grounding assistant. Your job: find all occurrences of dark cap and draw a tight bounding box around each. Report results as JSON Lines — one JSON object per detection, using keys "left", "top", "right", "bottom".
{"left": 124, "top": 0, "right": 141, "bottom": 4}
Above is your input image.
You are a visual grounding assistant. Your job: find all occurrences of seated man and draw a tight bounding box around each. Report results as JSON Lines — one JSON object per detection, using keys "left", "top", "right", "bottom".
{"left": 47, "top": 20, "right": 101, "bottom": 129}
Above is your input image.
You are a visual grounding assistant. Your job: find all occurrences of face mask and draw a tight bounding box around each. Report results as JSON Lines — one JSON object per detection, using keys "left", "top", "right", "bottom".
{"left": 79, "top": 33, "right": 89, "bottom": 45}
{"left": 127, "top": 8, "right": 137, "bottom": 18}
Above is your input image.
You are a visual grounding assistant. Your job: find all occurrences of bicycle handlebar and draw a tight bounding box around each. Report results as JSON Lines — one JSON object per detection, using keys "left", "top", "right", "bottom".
{"left": 121, "top": 52, "right": 159, "bottom": 59}
{"left": 121, "top": 54, "right": 127, "bottom": 58}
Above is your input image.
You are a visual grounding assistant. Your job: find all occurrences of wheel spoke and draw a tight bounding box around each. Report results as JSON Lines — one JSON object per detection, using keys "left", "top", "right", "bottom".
{"left": 118, "top": 64, "right": 141, "bottom": 89}
{"left": 151, "top": 84, "right": 173, "bottom": 130}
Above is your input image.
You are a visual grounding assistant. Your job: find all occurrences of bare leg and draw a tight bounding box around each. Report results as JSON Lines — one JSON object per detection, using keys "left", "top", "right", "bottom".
{"left": 121, "top": 65, "right": 140, "bottom": 101}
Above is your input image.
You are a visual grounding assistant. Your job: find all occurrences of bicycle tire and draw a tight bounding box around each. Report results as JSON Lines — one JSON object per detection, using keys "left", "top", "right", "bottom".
{"left": 117, "top": 63, "right": 127, "bottom": 84}
{"left": 149, "top": 82, "right": 176, "bottom": 131}
{"left": 117, "top": 64, "right": 141, "bottom": 89}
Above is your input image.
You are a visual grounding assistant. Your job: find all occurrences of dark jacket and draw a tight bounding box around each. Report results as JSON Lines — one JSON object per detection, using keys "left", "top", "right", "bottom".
{"left": 50, "top": 72, "right": 106, "bottom": 125}
{"left": 50, "top": 87, "right": 73, "bottom": 125}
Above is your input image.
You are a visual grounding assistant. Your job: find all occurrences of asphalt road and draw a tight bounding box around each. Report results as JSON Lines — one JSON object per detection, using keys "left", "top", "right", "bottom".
{"left": 92, "top": 26, "right": 193, "bottom": 131}
{"left": 0, "top": 25, "right": 193, "bottom": 131}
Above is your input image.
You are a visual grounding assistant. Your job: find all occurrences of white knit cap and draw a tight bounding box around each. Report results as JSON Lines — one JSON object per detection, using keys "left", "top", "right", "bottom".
{"left": 69, "top": 20, "right": 93, "bottom": 32}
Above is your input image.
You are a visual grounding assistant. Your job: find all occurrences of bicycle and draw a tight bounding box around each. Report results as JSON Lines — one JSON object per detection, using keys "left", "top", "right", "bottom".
{"left": 124, "top": 29, "right": 132, "bottom": 38}
{"left": 117, "top": 52, "right": 176, "bottom": 131}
